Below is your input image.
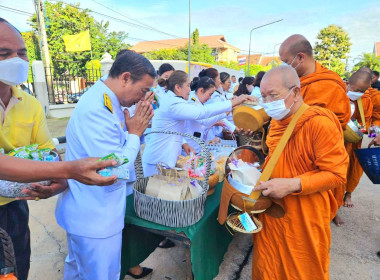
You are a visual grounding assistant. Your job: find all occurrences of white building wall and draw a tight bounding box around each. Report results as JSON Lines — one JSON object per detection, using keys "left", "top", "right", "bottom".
{"left": 149, "top": 60, "right": 244, "bottom": 79}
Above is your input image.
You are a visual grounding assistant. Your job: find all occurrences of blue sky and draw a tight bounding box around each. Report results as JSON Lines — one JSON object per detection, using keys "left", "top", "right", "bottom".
{"left": 1, "top": 0, "right": 380, "bottom": 68}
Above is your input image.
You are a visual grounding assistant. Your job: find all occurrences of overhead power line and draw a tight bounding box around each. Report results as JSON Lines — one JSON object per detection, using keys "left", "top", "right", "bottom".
{"left": 0, "top": 3, "right": 182, "bottom": 49}
{"left": 50, "top": 0, "right": 182, "bottom": 39}
{"left": 0, "top": 5, "right": 34, "bottom": 16}
{"left": 90, "top": 0, "right": 181, "bottom": 39}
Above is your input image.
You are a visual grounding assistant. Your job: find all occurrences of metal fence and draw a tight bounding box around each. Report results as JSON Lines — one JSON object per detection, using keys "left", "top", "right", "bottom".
{"left": 18, "top": 67, "right": 35, "bottom": 97}
{"left": 44, "top": 63, "right": 102, "bottom": 104}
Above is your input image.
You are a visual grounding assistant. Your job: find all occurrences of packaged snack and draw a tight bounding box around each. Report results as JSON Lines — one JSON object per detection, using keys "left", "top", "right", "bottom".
{"left": 98, "top": 153, "right": 128, "bottom": 167}
{"left": 30, "top": 148, "right": 51, "bottom": 161}
{"left": 1, "top": 145, "right": 58, "bottom": 198}
{"left": 369, "top": 125, "right": 380, "bottom": 138}
{"left": 228, "top": 159, "right": 261, "bottom": 188}
{"left": 151, "top": 89, "right": 160, "bottom": 110}
{"left": 97, "top": 153, "right": 130, "bottom": 179}
{"left": 97, "top": 165, "right": 130, "bottom": 180}
{"left": 8, "top": 144, "right": 39, "bottom": 158}
{"left": 184, "top": 152, "right": 207, "bottom": 179}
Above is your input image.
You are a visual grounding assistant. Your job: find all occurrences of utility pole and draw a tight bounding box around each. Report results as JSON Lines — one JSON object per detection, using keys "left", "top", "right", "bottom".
{"left": 34, "top": 0, "right": 54, "bottom": 99}
{"left": 188, "top": 0, "right": 191, "bottom": 78}
{"left": 272, "top": 43, "right": 281, "bottom": 64}
{"left": 247, "top": 19, "right": 283, "bottom": 76}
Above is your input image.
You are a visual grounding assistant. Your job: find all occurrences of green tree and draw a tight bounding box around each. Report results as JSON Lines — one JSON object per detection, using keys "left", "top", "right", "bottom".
{"left": 215, "top": 61, "right": 240, "bottom": 70}
{"left": 27, "top": 1, "right": 129, "bottom": 75}
{"left": 143, "top": 48, "right": 187, "bottom": 60}
{"left": 21, "top": 31, "right": 41, "bottom": 81}
{"left": 314, "top": 24, "right": 351, "bottom": 76}
{"left": 353, "top": 53, "right": 380, "bottom": 72}
{"left": 243, "top": 64, "right": 272, "bottom": 76}
{"left": 182, "top": 43, "right": 215, "bottom": 64}
{"left": 143, "top": 29, "right": 215, "bottom": 64}
{"left": 192, "top": 28, "right": 199, "bottom": 45}
{"left": 21, "top": 31, "right": 41, "bottom": 64}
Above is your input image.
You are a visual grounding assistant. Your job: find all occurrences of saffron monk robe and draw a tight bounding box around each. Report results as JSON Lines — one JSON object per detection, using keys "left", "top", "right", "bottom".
{"left": 343, "top": 68, "right": 373, "bottom": 210}
{"left": 252, "top": 66, "right": 349, "bottom": 280}
{"left": 279, "top": 34, "right": 351, "bottom": 226}
{"left": 330, "top": 71, "right": 372, "bottom": 226}
{"left": 369, "top": 86, "right": 380, "bottom": 127}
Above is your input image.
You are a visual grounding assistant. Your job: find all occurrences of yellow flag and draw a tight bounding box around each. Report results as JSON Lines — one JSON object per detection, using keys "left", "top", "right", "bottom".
{"left": 62, "top": 30, "right": 91, "bottom": 52}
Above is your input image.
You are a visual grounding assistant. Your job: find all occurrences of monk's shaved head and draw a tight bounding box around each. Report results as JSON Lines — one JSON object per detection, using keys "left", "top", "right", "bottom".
{"left": 280, "top": 34, "right": 313, "bottom": 57}
{"left": 279, "top": 34, "right": 315, "bottom": 78}
{"left": 358, "top": 67, "right": 373, "bottom": 76}
{"left": 347, "top": 71, "right": 371, "bottom": 93}
{"left": 349, "top": 71, "right": 371, "bottom": 85}
{"left": 262, "top": 65, "right": 300, "bottom": 89}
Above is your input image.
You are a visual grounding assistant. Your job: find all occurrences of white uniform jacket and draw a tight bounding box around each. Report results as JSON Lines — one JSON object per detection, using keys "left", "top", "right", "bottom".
{"left": 205, "top": 91, "right": 236, "bottom": 139}
{"left": 251, "top": 86, "right": 261, "bottom": 99}
{"left": 184, "top": 91, "right": 226, "bottom": 153}
{"left": 55, "top": 80, "right": 140, "bottom": 238}
{"left": 142, "top": 90, "right": 232, "bottom": 167}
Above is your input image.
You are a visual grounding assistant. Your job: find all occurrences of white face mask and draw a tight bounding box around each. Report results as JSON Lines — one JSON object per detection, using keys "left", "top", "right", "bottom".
{"left": 246, "top": 84, "right": 254, "bottom": 93}
{"left": 0, "top": 57, "right": 29, "bottom": 86}
{"left": 347, "top": 90, "right": 364, "bottom": 101}
{"left": 282, "top": 55, "right": 300, "bottom": 69}
{"left": 260, "top": 88, "right": 295, "bottom": 120}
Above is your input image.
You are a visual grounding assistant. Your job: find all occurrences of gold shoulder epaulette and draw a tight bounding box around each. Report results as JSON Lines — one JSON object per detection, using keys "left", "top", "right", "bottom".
{"left": 104, "top": 93, "right": 113, "bottom": 114}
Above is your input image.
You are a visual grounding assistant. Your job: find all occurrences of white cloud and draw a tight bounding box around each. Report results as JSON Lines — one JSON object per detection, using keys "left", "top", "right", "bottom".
{"left": 337, "top": 3, "right": 380, "bottom": 61}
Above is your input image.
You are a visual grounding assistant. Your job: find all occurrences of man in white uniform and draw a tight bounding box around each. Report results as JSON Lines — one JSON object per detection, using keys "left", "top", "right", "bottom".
{"left": 229, "top": 75, "right": 238, "bottom": 92}
{"left": 55, "top": 50, "right": 155, "bottom": 280}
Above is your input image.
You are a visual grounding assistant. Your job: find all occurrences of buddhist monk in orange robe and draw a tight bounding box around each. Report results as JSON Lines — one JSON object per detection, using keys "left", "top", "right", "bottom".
{"left": 344, "top": 69, "right": 373, "bottom": 208}
{"left": 253, "top": 66, "right": 349, "bottom": 280}
{"left": 369, "top": 86, "right": 380, "bottom": 127}
{"left": 279, "top": 34, "right": 351, "bottom": 226}
{"left": 279, "top": 34, "right": 351, "bottom": 130}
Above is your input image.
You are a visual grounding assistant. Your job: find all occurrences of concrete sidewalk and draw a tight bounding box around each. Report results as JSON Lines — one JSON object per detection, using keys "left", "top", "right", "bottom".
{"left": 27, "top": 171, "right": 380, "bottom": 280}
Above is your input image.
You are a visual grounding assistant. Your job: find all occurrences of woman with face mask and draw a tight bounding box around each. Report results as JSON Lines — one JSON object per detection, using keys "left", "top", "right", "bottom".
{"left": 142, "top": 70, "right": 251, "bottom": 176}
{"left": 220, "top": 72, "right": 233, "bottom": 99}
{"left": 234, "top": 76, "right": 255, "bottom": 96}
{"left": 184, "top": 77, "right": 228, "bottom": 153}
{"left": 251, "top": 71, "right": 266, "bottom": 99}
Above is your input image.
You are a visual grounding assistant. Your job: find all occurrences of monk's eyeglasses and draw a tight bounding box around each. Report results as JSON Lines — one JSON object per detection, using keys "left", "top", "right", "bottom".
{"left": 259, "top": 86, "right": 297, "bottom": 103}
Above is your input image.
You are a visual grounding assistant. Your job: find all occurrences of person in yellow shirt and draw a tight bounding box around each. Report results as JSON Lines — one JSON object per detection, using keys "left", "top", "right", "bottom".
{"left": 0, "top": 18, "right": 67, "bottom": 280}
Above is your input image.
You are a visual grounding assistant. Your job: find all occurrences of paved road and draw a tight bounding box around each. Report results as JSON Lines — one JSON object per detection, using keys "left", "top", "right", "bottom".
{"left": 25, "top": 118, "right": 380, "bottom": 279}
